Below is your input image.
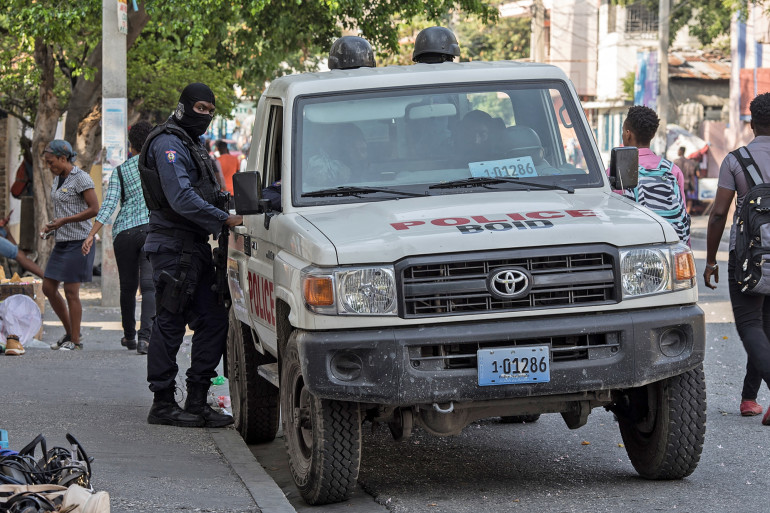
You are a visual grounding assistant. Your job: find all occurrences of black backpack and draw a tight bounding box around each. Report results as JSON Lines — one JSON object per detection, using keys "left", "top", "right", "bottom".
{"left": 730, "top": 146, "right": 770, "bottom": 295}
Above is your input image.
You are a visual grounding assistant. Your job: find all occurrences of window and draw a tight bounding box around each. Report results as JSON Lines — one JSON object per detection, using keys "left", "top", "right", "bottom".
{"left": 625, "top": 2, "right": 658, "bottom": 35}
{"left": 293, "top": 82, "right": 601, "bottom": 206}
{"left": 263, "top": 103, "right": 283, "bottom": 186}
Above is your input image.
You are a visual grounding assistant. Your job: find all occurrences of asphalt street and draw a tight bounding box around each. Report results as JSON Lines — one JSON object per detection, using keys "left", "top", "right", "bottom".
{"left": 2, "top": 216, "right": 767, "bottom": 513}
{"left": 249, "top": 220, "right": 770, "bottom": 513}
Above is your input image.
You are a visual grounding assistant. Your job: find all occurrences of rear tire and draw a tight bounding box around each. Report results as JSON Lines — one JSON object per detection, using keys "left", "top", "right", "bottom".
{"left": 226, "top": 311, "right": 279, "bottom": 444}
{"left": 281, "top": 334, "right": 361, "bottom": 505}
{"left": 500, "top": 414, "right": 541, "bottom": 424}
{"left": 618, "top": 365, "right": 706, "bottom": 479}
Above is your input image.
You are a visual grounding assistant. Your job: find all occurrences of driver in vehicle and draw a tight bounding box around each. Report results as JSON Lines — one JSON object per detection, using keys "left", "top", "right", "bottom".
{"left": 305, "top": 123, "right": 368, "bottom": 188}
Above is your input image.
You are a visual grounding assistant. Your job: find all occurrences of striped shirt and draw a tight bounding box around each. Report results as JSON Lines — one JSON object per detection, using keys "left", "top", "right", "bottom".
{"left": 51, "top": 166, "right": 95, "bottom": 242}
{"left": 95, "top": 155, "right": 150, "bottom": 239}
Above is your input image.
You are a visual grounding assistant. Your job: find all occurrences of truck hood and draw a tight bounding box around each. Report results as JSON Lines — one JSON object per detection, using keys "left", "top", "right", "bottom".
{"left": 300, "top": 191, "right": 670, "bottom": 264}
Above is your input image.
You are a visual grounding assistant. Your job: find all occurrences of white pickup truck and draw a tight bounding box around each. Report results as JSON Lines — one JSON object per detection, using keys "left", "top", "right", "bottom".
{"left": 225, "top": 60, "right": 706, "bottom": 505}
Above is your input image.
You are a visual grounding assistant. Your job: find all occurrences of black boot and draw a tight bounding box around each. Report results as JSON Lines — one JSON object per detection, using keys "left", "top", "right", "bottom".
{"left": 184, "top": 384, "right": 234, "bottom": 428}
{"left": 148, "top": 388, "right": 205, "bottom": 427}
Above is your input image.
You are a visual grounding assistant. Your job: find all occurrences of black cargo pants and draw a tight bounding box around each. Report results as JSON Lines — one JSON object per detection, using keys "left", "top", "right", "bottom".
{"left": 145, "top": 236, "right": 228, "bottom": 393}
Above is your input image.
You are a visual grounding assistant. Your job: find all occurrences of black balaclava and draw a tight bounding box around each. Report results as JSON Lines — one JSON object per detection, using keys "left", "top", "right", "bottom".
{"left": 173, "top": 82, "right": 216, "bottom": 138}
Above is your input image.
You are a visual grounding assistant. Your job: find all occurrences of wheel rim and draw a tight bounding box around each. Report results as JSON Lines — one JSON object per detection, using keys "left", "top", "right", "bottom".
{"left": 288, "top": 361, "right": 313, "bottom": 476}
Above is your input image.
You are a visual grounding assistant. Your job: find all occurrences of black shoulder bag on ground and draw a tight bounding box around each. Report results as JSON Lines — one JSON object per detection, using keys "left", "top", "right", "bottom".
{"left": 729, "top": 146, "right": 770, "bottom": 295}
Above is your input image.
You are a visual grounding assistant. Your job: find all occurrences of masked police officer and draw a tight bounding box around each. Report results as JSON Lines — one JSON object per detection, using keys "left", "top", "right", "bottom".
{"left": 139, "top": 83, "right": 242, "bottom": 428}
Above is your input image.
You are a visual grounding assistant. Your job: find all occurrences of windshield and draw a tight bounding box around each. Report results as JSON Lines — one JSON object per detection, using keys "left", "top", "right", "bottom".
{"left": 293, "top": 81, "right": 601, "bottom": 206}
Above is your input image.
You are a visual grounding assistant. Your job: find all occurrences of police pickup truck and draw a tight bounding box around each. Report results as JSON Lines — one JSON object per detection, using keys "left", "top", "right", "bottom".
{"left": 225, "top": 49, "right": 706, "bottom": 505}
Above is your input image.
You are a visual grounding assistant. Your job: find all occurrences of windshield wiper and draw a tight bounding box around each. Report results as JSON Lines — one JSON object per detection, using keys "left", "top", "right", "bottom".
{"left": 428, "top": 176, "right": 574, "bottom": 194}
{"left": 302, "top": 186, "right": 424, "bottom": 198}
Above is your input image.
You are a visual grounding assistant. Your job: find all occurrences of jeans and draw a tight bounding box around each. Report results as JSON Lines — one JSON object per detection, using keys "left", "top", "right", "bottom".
{"left": 728, "top": 251, "right": 770, "bottom": 399}
{"left": 114, "top": 225, "right": 155, "bottom": 341}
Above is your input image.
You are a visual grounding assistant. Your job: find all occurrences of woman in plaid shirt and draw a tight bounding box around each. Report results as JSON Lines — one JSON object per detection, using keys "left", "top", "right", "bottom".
{"left": 82, "top": 121, "right": 155, "bottom": 355}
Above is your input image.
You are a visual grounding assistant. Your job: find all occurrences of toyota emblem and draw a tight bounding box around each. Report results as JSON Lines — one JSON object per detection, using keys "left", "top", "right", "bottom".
{"left": 488, "top": 268, "right": 531, "bottom": 299}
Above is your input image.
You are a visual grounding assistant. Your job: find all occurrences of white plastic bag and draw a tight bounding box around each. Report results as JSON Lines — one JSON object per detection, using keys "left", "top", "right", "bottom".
{"left": 0, "top": 294, "right": 42, "bottom": 347}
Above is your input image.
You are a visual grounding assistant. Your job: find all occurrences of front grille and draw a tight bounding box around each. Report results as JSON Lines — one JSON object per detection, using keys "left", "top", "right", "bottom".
{"left": 400, "top": 248, "right": 617, "bottom": 317}
{"left": 408, "top": 333, "right": 620, "bottom": 371}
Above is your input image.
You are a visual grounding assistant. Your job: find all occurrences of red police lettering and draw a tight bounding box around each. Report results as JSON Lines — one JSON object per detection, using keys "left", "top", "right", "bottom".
{"left": 391, "top": 221, "right": 425, "bottom": 231}
{"left": 432, "top": 217, "right": 470, "bottom": 226}
{"left": 248, "top": 271, "right": 275, "bottom": 326}
{"left": 472, "top": 215, "right": 508, "bottom": 224}
{"left": 507, "top": 213, "right": 527, "bottom": 221}
{"left": 526, "top": 211, "right": 565, "bottom": 219}
{"left": 565, "top": 209, "right": 597, "bottom": 217}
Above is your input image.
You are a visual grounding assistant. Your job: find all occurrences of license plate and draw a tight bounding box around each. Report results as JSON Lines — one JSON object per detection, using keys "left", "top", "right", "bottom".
{"left": 477, "top": 345, "right": 550, "bottom": 386}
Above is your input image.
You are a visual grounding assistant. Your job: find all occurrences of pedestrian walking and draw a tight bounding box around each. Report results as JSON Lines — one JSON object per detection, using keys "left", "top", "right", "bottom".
{"left": 674, "top": 146, "right": 700, "bottom": 213}
{"left": 139, "top": 82, "right": 242, "bottom": 428}
{"left": 41, "top": 140, "right": 99, "bottom": 351}
{"left": 704, "top": 92, "right": 770, "bottom": 425}
{"left": 215, "top": 140, "right": 238, "bottom": 194}
{"left": 619, "top": 105, "right": 691, "bottom": 245}
{"left": 82, "top": 121, "right": 155, "bottom": 355}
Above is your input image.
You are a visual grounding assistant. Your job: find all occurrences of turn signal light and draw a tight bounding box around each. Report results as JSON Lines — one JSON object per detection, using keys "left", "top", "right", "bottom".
{"left": 304, "top": 276, "right": 334, "bottom": 306}
{"left": 674, "top": 251, "right": 696, "bottom": 281}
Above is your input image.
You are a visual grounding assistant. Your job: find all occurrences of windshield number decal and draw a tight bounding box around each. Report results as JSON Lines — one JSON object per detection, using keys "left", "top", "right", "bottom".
{"left": 468, "top": 156, "right": 537, "bottom": 178}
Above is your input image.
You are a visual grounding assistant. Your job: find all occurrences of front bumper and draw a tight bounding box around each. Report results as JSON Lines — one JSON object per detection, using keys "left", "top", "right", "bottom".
{"left": 295, "top": 305, "right": 705, "bottom": 405}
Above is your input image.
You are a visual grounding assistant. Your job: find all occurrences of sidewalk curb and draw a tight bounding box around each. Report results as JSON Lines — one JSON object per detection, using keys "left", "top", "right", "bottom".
{"left": 210, "top": 428, "right": 296, "bottom": 513}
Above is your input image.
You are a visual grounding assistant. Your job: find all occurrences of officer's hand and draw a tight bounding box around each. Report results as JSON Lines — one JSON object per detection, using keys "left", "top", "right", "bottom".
{"left": 225, "top": 214, "right": 243, "bottom": 227}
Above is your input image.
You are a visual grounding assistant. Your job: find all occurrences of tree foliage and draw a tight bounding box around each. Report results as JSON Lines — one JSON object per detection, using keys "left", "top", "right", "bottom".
{"left": 0, "top": 0, "right": 496, "bottom": 261}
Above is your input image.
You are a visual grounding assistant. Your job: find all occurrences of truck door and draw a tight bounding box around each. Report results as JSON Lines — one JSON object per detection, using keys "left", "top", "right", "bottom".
{"left": 245, "top": 100, "right": 283, "bottom": 355}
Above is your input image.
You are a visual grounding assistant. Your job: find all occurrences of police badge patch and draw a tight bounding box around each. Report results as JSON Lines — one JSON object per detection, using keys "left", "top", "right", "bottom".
{"left": 166, "top": 150, "right": 177, "bottom": 163}
{"left": 174, "top": 102, "right": 184, "bottom": 120}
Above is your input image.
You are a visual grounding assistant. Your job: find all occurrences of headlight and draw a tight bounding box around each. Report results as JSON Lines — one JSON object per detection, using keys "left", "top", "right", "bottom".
{"left": 303, "top": 266, "right": 397, "bottom": 315}
{"left": 620, "top": 243, "right": 696, "bottom": 298}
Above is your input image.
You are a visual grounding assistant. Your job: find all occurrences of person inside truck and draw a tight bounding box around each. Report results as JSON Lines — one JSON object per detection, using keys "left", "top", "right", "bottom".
{"left": 305, "top": 123, "right": 368, "bottom": 188}
{"left": 455, "top": 110, "right": 501, "bottom": 162}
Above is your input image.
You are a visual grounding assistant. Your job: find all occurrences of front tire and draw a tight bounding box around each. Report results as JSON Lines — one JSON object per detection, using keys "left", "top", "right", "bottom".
{"left": 226, "top": 311, "right": 279, "bottom": 444}
{"left": 617, "top": 365, "right": 706, "bottom": 479}
{"left": 281, "top": 334, "right": 361, "bottom": 505}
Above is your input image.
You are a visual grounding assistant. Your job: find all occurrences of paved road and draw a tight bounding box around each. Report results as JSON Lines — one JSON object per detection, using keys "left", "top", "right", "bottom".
{"left": 249, "top": 235, "right": 769, "bottom": 513}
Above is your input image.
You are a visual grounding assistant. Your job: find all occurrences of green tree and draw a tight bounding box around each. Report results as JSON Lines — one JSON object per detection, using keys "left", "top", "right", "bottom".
{"left": 0, "top": 0, "right": 495, "bottom": 262}
{"left": 455, "top": 15, "right": 530, "bottom": 62}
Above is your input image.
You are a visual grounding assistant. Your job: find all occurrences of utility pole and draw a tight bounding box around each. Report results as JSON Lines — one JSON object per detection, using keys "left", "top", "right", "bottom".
{"left": 657, "top": 0, "right": 670, "bottom": 155}
{"left": 531, "top": 0, "right": 545, "bottom": 62}
{"left": 101, "top": 0, "right": 127, "bottom": 307}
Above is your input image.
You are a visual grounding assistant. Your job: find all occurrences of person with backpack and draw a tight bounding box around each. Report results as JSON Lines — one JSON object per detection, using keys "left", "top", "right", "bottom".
{"left": 82, "top": 121, "right": 155, "bottom": 355}
{"left": 619, "top": 105, "right": 691, "bottom": 245}
{"left": 704, "top": 92, "right": 770, "bottom": 425}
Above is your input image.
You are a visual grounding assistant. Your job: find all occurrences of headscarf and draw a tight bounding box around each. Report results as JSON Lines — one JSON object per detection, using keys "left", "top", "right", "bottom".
{"left": 173, "top": 82, "right": 216, "bottom": 138}
{"left": 43, "top": 140, "right": 77, "bottom": 163}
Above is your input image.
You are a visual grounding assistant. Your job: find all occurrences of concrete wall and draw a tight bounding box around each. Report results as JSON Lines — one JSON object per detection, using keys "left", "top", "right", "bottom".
{"left": 550, "top": 0, "right": 599, "bottom": 97}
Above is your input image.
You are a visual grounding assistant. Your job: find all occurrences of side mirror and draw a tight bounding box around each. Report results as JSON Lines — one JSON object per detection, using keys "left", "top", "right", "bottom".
{"left": 609, "top": 146, "right": 638, "bottom": 189}
{"left": 232, "top": 171, "right": 263, "bottom": 215}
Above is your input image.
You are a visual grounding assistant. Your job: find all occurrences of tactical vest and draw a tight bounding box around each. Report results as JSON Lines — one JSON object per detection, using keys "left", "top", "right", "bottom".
{"left": 139, "top": 119, "right": 220, "bottom": 228}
